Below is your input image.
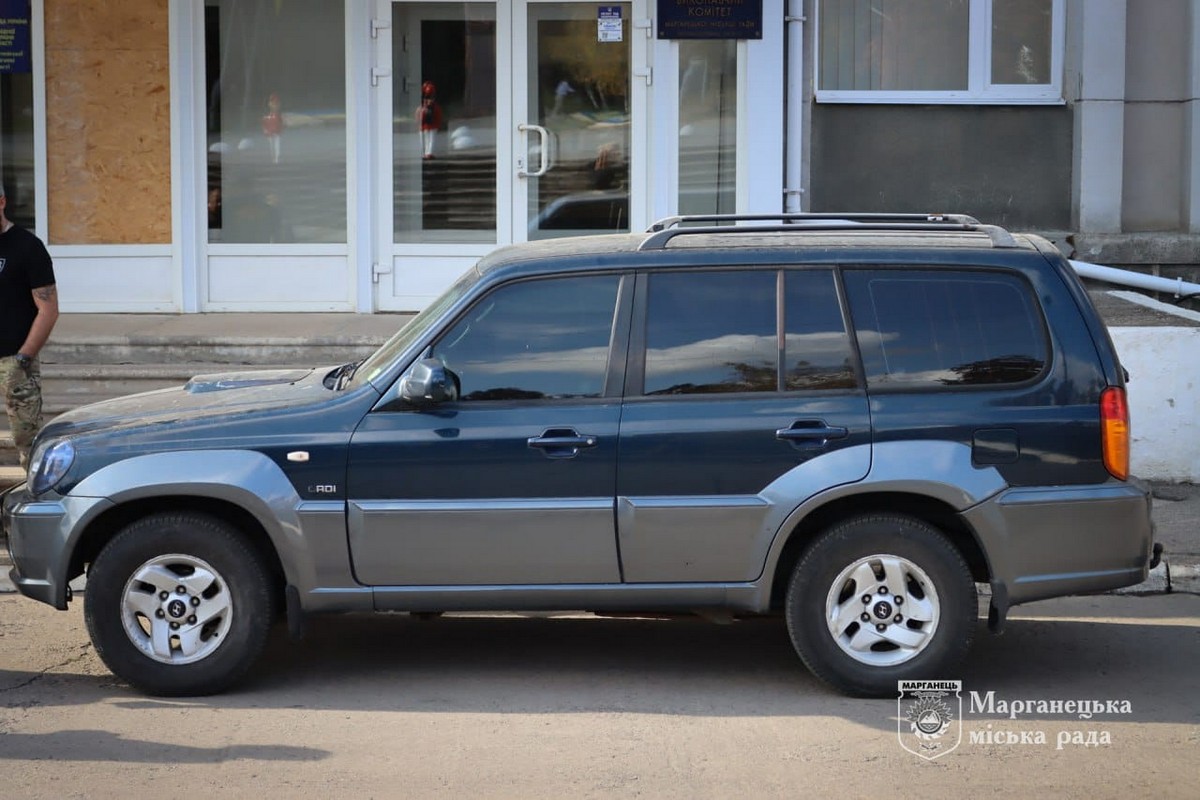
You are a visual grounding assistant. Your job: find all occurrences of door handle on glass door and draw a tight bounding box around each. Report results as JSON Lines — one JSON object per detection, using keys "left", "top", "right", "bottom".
{"left": 517, "top": 124, "right": 550, "bottom": 177}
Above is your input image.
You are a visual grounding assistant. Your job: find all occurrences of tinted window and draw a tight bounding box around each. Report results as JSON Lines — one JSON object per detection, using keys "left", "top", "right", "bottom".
{"left": 432, "top": 275, "right": 620, "bottom": 401}
{"left": 784, "top": 271, "right": 857, "bottom": 390}
{"left": 844, "top": 269, "right": 1047, "bottom": 387}
{"left": 644, "top": 271, "right": 777, "bottom": 395}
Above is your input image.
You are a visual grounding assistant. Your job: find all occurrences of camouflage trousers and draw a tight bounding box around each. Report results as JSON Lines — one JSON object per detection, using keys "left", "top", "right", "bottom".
{"left": 1, "top": 354, "right": 43, "bottom": 470}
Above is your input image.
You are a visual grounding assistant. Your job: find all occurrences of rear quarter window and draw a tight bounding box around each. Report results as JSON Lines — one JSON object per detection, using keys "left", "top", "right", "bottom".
{"left": 843, "top": 268, "right": 1048, "bottom": 388}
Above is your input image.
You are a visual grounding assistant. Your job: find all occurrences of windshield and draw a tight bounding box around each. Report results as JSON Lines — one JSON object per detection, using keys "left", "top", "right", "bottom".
{"left": 344, "top": 266, "right": 481, "bottom": 391}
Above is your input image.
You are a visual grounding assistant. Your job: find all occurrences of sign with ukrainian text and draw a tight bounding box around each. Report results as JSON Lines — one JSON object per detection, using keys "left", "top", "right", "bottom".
{"left": 657, "top": 0, "right": 762, "bottom": 40}
{"left": 0, "top": 0, "right": 30, "bottom": 74}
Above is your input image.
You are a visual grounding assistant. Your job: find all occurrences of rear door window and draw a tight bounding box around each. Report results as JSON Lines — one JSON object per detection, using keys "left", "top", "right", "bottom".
{"left": 843, "top": 269, "right": 1048, "bottom": 388}
{"left": 643, "top": 270, "right": 778, "bottom": 395}
{"left": 640, "top": 268, "right": 857, "bottom": 395}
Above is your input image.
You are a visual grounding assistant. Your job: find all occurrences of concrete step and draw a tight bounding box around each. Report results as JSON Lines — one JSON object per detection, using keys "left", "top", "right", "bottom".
{"left": 42, "top": 340, "right": 378, "bottom": 367}
{"left": 1, "top": 465, "right": 23, "bottom": 492}
{"left": 40, "top": 362, "right": 303, "bottom": 398}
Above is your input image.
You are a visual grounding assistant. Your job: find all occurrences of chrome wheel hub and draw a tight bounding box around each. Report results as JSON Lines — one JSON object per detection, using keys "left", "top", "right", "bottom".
{"left": 120, "top": 554, "right": 234, "bottom": 665}
{"left": 824, "top": 554, "right": 940, "bottom": 667}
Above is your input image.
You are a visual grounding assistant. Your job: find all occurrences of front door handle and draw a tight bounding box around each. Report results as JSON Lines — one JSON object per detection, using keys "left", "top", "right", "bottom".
{"left": 528, "top": 427, "right": 598, "bottom": 459}
{"left": 776, "top": 420, "right": 849, "bottom": 448}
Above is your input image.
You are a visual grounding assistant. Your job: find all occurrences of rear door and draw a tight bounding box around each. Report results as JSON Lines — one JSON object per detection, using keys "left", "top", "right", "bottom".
{"left": 615, "top": 267, "right": 872, "bottom": 583}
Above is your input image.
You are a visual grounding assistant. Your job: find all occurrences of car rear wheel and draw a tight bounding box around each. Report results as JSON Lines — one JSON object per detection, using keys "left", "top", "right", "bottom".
{"left": 785, "top": 514, "right": 976, "bottom": 697}
{"left": 85, "top": 512, "right": 276, "bottom": 696}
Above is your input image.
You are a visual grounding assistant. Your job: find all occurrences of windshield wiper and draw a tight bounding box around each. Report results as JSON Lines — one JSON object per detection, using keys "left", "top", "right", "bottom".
{"left": 324, "top": 360, "right": 359, "bottom": 390}
{"left": 334, "top": 359, "right": 364, "bottom": 390}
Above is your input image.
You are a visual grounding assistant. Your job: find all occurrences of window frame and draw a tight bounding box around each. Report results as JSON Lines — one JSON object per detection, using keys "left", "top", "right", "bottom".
{"left": 813, "top": 0, "right": 1066, "bottom": 105}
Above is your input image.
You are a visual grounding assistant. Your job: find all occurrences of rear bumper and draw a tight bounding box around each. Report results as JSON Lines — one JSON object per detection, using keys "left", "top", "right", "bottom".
{"left": 964, "top": 480, "right": 1154, "bottom": 609}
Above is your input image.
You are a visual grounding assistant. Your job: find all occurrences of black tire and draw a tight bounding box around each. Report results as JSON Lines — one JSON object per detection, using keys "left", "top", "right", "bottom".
{"left": 785, "top": 514, "right": 976, "bottom": 697}
{"left": 84, "top": 512, "right": 277, "bottom": 696}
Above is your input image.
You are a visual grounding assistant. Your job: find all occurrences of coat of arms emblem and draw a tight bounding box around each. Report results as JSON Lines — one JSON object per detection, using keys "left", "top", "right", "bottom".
{"left": 898, "top": 680, "right": 962, "bottom": 760}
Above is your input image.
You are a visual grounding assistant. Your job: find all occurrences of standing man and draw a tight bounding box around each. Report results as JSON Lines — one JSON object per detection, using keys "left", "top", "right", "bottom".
{"left": 0, "top": 185, "right": 58, "bottom": 470}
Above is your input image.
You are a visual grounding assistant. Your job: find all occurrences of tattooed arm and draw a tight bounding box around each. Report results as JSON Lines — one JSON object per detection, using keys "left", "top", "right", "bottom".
{"left": 18, "top": 283, "right": 60, "bottom": 358}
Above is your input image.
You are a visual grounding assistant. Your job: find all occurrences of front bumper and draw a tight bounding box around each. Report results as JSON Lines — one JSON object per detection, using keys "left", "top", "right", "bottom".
{"left": 3, "top": 483, "right": 112, "bottom": 609}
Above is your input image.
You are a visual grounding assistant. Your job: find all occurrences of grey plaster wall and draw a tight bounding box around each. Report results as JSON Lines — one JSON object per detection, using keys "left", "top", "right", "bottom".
{"left": 809, "top": 105, "right": 1073, "bottom": 230}
{"left": 1121, "top": 0, "right": 1190, "bottom": 231}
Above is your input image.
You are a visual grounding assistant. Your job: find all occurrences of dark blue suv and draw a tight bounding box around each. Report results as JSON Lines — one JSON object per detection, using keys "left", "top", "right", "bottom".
{"left": 3, "top": 214, "right": 1156, "bottom": 697}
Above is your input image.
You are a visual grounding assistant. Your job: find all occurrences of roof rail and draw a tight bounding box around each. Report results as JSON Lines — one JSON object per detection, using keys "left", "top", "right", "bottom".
{"left": 640, "top": 213, "right": 1020, "bottom": 251}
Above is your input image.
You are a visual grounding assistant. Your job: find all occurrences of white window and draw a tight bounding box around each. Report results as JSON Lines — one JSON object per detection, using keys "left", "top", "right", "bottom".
{"left": 815, "top": 0, "right": 1064, "bottom": 104}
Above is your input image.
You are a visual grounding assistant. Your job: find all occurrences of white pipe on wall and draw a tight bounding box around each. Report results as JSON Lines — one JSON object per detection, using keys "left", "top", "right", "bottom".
{"left": 1069, "top": 259, "right": 1200, "bottom": 299}
{"left": 784, "top": 0, "right": 804, "bottom": 213}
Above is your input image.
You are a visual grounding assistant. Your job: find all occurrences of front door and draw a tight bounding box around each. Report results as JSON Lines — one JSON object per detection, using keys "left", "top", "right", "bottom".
{"left": 346, "top": 272, "right": 631, "bottom": 588}
{"left": 375, "top": 0, "right": 647, "bottom": 311}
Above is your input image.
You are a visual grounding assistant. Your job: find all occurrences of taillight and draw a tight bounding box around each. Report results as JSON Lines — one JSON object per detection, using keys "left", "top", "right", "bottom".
{"left": 1100, "top": 386, "right": 1130, "bottom": 480}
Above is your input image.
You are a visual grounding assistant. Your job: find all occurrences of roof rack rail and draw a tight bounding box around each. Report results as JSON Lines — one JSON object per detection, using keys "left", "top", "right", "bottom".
{"left": 640, "top": 213, "right": 1019, "bottom": 251}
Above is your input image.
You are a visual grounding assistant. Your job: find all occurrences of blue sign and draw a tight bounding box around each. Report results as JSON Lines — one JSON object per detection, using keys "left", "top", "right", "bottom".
{"left": 0, "top": 0, "right": 31, "bottom": 74}
{"left": 657, "top": 0, "right": 762, "bottom": 40}
{"left": 598, "top": 5, "right": 623, "bottom": 42}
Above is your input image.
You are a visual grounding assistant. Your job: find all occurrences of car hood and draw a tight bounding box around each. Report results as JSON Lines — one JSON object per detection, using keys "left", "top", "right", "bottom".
{"left": 42, "top": 367, "right": 327, "bottom": 438}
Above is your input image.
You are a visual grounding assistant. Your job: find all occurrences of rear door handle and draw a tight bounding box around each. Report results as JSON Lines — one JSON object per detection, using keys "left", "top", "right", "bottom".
{"left": 776, "top": 420, "right": 848, "bottom": 448}
{"left": 527, "top": 428, "right": 598, "bottom": 459}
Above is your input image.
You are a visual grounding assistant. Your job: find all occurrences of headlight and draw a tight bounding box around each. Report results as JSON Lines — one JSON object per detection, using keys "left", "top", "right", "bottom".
{"left": 28, "top": 439, "right": 75, "bottom": 496}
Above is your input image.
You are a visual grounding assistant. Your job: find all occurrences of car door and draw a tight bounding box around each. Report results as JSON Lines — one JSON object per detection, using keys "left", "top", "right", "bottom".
{"left": 347, "top": 272, "right": 631, "bottom": 587}
{"left": 616, "top": 267, "right": 872, "bottom": 583}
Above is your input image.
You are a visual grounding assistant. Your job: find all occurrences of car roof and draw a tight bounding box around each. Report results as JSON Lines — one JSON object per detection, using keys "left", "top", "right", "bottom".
{"left": 477, "top": 214, "right": 1049, "bottom": 280}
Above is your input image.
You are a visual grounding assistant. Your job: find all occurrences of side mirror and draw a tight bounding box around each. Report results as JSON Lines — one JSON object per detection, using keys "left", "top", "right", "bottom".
{"left": 399, "top": 358, "right": 459, "bottom": 405}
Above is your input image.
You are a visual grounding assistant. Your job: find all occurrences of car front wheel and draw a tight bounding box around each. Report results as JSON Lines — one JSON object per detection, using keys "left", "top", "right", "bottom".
{"left": 84, "top": 512, "right": 276, "bottom": 696}
{"left": 785, "top": 514, "right": 976, "bottom": 697}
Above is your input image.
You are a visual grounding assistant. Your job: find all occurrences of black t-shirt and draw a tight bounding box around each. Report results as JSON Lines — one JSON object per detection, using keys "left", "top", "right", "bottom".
{"left": 0, "top": 224, "right": 55, "bottom": 357}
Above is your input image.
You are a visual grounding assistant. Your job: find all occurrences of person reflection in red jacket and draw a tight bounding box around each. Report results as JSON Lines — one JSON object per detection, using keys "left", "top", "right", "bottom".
{"left": 416, "top": 81, "right": 443, "bottom": 160}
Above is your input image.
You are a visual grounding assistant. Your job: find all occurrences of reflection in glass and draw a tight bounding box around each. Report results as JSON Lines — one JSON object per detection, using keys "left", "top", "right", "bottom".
{"left": 644, "top": 272, "right": 777, "bottom": 395}
{"left": 784, "top": 271, "right": 857, "bottom": 391}
{"left": 433, "top": 275, "right": 620, "bottom": 400}
{"left": 0, "top": 70, "right": 35, "bottom": 230}
{"left": 991, "top": 0, "right": 1052, "bottom": 84}
{"left": 394, "top": 4, "right": 497, "bottom": 243}
{"left": 678, "top": 40, "right": 736, "bottom": 215}
{"left": 845, "top": 271, "right": 1047, "bottom": 386}
{"left": 204, "top": 0, "right": 347, "bottom": 244}
{"left": 527, "top": 4, "right": 631, "bottom": 239}
{"left": 818, "top": 0, "right": 968, "bottom": 91}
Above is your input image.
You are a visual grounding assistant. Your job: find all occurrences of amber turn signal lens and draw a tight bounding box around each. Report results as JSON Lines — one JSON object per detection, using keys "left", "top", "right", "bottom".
{"left": 1100, "top": 386, "right": 1130, "bottom": 480}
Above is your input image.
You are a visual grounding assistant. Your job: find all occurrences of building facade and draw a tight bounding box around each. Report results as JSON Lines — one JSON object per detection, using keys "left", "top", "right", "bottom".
{"left": 3, "top": 0, "right": 1197, "bottom": 313}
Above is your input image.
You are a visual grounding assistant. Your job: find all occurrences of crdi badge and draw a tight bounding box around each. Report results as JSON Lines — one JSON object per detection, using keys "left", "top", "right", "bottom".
{"left": 898, "top": 680, "right": 962, "bottom": 760}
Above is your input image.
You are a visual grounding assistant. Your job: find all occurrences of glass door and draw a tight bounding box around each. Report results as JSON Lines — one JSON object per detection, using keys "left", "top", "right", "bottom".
{"left": 376, "top": 0, "right": 646, "bottom": 311}
{"left": 517, "top": 2, "right": 634, "bottom": 240}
